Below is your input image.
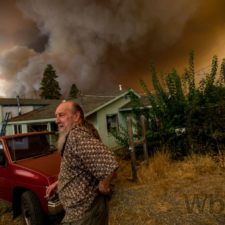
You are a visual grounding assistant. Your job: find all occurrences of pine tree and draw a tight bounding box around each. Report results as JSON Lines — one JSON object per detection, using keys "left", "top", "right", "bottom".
{"left": 69, "top": 83, "right": 80, "bottom": 99}
{"left": 39, "top": 64, "right": 62, "bottom": 99}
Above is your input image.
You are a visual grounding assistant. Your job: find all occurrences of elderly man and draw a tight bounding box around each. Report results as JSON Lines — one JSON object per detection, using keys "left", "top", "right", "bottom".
{"left": 46, "top": 101, "right": 118, "bottom": 225}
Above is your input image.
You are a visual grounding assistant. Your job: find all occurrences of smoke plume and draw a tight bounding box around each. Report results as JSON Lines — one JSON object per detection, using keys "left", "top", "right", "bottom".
{"left": 0, "top": 0, "right": 200, "bottom": 97}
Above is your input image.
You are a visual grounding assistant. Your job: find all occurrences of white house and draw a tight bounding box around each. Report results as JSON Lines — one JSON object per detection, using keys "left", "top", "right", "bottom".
{"left": 0, "top": 98, "right": 61, "bottom": 135}
{"left": 4, "top": 90, "right": 140, "bottom": 149}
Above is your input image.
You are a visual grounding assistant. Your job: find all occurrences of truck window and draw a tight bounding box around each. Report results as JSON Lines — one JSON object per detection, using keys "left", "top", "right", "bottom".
{"left": 6, "top": 133, "right": 57, "bottom": 161}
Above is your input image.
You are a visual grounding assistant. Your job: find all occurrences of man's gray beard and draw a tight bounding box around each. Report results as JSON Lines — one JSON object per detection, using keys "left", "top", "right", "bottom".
{"left": 57, "top": 130, "right": 69, "bottom": 154}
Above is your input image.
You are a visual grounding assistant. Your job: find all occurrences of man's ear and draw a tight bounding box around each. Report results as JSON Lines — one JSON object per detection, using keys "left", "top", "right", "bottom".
{"left": 73, "top": 111, "right": 81, "bottom": 123}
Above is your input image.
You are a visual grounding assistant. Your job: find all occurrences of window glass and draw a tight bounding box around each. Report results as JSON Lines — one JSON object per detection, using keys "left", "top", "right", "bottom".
{"left": 14, "top": 125, "right": 22, "bottom": 134}
{"left": 27, "top": 124, "right": 48, "bottom": 132}
{"left": 106, "top": 114, "right": 118, "bottom": 133}
{"left": 6, "top": 133, "right": 57, "bottom": 161}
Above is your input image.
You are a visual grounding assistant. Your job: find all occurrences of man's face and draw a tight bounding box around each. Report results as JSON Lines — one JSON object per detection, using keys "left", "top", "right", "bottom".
{"left": 55, "top": 102, "right": 79, "bottom": 133}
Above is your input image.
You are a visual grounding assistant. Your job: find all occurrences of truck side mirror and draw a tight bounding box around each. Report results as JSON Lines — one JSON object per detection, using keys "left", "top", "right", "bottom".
{"left": 0, "top": 150, "right": 6, "bottom": 166}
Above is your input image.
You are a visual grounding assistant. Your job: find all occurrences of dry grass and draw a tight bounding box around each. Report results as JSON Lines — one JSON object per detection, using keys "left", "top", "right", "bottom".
{"left": 0, "top": 205, "right": 23, "bottom": 225}
{"left": 138, "top": 151, "right": 220, "bottom": 182}
{"left": 1, "top": 152, "right": 225, "bottom": 225}
{"left": 138, "top": 151, "right": 172, "bottom": 183}
{"left": 109, "top": 152, "right": 225, "bottom": 225}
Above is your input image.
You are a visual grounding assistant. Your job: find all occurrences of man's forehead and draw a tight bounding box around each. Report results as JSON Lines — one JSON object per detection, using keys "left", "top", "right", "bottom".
{"left": 56, "top": 102, "right": 72, "bottom": 113}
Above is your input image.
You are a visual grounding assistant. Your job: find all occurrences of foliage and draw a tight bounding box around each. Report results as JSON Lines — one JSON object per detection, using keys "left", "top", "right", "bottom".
{"left": 219, "top": 58, "right": 225, "bottom": 83}
{"left": 111, "top": 124, "right": 129, "bottom": 147}
{"left": 112, "top": 52, "right": 225, "bottom": 159}
{"left": 69, "top": 83, "right": 80, "bottom": 99}
{"left": 39, "top": 64, "right": 62, "bottom": 99}
{"left": 110, "top": 90, "right": 142, "bottom": 148}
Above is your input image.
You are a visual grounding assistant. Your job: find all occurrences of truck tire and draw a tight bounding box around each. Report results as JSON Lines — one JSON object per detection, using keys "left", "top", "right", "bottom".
{"left": 21, "top": 191, "right": 46, "bottom": 225}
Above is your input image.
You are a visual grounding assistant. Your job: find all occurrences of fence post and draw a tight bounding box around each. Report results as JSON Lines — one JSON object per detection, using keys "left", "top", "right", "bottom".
{"left": 127, "top": 116, "right": 138, "bottom": 181}
{"left": 140, "top": 115, "right": 149, "bottom": 165}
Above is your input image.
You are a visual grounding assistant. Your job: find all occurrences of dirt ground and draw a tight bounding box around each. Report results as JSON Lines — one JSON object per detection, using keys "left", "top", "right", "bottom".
{"left": 1, "top": 152, "right": 225, "bottom": 225}
{"left": 109, "top": 153, "right": 225, "bottom": 225}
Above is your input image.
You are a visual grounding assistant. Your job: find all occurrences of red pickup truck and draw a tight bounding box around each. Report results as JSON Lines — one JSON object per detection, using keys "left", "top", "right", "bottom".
{"left": 0, "top": 131, "right": 63, "bottom": 225}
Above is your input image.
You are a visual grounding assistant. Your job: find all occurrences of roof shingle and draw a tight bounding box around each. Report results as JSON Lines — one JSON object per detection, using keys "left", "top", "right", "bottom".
{"left": 9, "top": 95, "right": 115, "bottom": 122}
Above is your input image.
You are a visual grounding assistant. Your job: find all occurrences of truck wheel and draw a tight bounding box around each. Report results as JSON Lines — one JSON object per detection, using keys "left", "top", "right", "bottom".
{"left": 21, "top": 191, "right": 45, "bottom": 225}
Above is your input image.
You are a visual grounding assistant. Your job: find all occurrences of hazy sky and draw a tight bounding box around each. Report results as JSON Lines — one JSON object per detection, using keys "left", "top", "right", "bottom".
{"left": 0, "top": 0, "right": 225, "bottom": 97}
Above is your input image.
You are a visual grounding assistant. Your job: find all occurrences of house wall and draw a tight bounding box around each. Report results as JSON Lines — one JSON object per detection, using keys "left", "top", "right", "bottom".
{"left": 94, "top": 95, "right": 130, "bottom": 149}
{"left": 6, "top": 123, "right": 26, "bottom": 135}
{"left": 6, "top": 120, "right": 56, "bottom": 136}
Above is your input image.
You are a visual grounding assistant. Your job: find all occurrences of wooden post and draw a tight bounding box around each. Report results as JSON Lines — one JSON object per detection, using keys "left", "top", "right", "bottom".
{"left": 127, "top": 117, "right": 137, "bottom": 181}
{"left": 140, "top": 115, "right": 149, "bottom": 165}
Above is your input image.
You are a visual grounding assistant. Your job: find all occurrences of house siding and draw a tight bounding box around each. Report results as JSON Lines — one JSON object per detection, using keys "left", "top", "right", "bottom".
{"left": 95, "top": 95, "right": 130, "bottom": 149}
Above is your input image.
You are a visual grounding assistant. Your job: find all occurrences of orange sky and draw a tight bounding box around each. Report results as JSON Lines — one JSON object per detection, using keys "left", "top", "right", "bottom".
{"left": 120, "top": 0, "right": 225, "bottom": 91}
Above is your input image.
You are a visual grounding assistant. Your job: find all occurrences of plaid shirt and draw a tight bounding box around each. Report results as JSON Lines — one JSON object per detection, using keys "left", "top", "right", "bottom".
{"left": 58, "top": 125, "right": 118, "bottom": 223}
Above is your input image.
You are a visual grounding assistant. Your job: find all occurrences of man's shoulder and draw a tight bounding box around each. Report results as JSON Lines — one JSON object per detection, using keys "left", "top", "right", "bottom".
{"left": 69, "top": 125, "right": 92, "bottom": 138}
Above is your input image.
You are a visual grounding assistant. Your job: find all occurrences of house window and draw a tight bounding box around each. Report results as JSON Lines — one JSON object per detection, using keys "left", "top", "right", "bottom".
{"left": 27, "top": 124, "right": 48, "bottom": 132}
{"left": 14, "top": 125, "right": 22, "bottom": 134}
{"left": 106, "top": 114, "right": 118, "bottom": 133}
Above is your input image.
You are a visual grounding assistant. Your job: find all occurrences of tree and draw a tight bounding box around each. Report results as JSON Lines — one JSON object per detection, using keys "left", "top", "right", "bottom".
{"left": 113, "top": 52, "right": 225, "bottom": 159}
{"left": 69, "top": 83, "right": 80, "bottom": 99}
{"left": 219, "top": 58, "right": 225, "bottom": 83}
{"left": 39, "top": 64, "right": 62, "bottom": 99}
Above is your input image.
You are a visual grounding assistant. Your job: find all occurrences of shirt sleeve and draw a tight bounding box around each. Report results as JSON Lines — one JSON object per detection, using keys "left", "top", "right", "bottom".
{"left": 69, "top": 127, "right": 119, "bottom": 181}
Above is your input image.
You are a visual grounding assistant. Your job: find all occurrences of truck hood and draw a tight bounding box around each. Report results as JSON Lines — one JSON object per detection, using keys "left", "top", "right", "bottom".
{"left": 15, "top": 151, "right": 61, "bottom": 177}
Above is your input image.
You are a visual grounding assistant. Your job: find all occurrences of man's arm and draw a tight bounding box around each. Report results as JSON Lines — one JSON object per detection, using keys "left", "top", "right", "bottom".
{"left": 98, "top": 171, "right": 117, "bottom": 194}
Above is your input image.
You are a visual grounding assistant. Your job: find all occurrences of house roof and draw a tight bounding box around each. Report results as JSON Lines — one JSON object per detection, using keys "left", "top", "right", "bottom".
{"left": 9, "top": 95, "right": 116, "bottom": 122}
{"left": 9, "top": 100, "right": 62, "bottom": 122}
{"left": 119, "top": 95, "right": 151, "bottom": 111}
{"left": 9, "top": 90, "right": 139, "bottom": 123}
{"left": 0, "top": 98, "right": 59, "bottom": 106}
{"left": 85, "top": 90, "right": 140, "bottom": 116}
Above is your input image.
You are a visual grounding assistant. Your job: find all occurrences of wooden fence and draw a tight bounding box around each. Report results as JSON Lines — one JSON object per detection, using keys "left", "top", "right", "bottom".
{"left": 127, "top": 115, "right": 149, "bottom": 181}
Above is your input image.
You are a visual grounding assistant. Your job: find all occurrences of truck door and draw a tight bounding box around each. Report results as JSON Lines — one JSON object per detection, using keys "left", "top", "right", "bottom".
{"left": 0, "top": 141, "right": 12, "bottom": 203}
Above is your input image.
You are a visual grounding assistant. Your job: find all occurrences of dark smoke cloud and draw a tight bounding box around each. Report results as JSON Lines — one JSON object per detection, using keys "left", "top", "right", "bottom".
{"left": 0, "top": 0, "right": 40, "bottom": 50}
{"left": 27, "top": 34, "right": 49, "bottom": 53}
{"left": 0, "top": 0, "right": 200, "bottom": 97}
